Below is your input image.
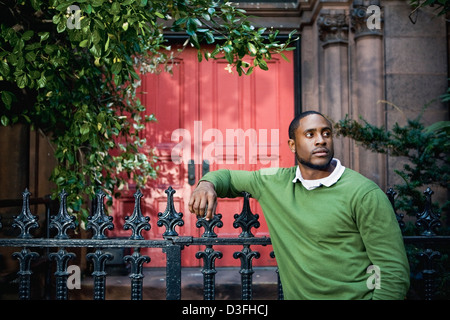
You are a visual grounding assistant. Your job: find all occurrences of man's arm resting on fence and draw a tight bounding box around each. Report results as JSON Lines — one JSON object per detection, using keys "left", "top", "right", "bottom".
{"left": 189, "top": 180, "right": 217, "bottom": 220}
{"left": 189, "top": 169, "right": 262, "bottom": 220}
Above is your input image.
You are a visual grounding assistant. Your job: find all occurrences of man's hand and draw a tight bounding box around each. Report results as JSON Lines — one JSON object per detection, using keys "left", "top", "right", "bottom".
{"left": 188, "top": 181, "right": 217, "bottom": 220}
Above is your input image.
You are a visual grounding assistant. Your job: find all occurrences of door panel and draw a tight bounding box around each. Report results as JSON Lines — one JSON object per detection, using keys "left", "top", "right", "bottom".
{"left": 112, "top": 46, "right": 294, "bottom": 267}
{"left": 198, "top": 54, "right": 293, "bottom": 266}
{"left": 140, "top": 51, "right": 201, "bottom": 266}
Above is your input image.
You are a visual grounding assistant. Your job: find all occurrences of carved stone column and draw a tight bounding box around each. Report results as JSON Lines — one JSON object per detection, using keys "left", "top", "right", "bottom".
{"left": 317, "top": 9, "right": 351, "bottom": 167}
{"left": 318, "top": 10, "right": 349, "bottom": 46}
{"left": 351, "top": 0, "right": 383, "bottom": 38}
{"left": 351, "top": 0, "right": 386, "bottom": 188}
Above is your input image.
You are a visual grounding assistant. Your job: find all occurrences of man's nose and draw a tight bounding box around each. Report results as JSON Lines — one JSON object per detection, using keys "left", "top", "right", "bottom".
{"left": 315, "top": 135, "right": 326, "bottom": 145}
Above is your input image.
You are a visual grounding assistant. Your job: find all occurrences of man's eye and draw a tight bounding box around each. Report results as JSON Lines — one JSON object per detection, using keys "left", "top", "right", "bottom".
{"left": 323, "top": 131, "right": 331, "bottom": 137}
{"left": 306, "top": 132, "right": 314, "bottom": 138}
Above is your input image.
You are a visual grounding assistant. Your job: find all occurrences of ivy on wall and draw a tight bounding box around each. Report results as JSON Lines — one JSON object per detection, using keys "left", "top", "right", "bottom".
{"left": 0, "top": 0, "right": 297, "bottom": 221}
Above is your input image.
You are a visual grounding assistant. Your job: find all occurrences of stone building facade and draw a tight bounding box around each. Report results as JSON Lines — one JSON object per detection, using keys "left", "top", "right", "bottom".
{"left": 244, "top": 0, "right": 448, "bottom": 191}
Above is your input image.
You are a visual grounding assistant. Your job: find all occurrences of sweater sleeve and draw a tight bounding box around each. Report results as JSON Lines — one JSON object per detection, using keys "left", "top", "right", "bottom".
{"left": 199, "top": 169, "right": 263, "bottom": 200}
{"left": 355, "top": 187, "right": 410, "bottom": 300}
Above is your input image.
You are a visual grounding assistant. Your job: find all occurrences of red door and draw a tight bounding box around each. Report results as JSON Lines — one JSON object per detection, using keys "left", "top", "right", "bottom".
{"left": 111, "top": 45, "right": 294, "bottom": 267}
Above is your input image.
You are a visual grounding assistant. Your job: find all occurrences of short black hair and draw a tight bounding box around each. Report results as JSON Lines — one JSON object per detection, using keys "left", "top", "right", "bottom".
{"left": 288, "top": 110, "right": 331, "bottom": 140}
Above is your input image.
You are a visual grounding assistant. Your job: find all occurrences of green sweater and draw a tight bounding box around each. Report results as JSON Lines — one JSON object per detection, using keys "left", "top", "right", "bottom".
{"left": 200, "top": 167, "right": 410, "bottom": 300}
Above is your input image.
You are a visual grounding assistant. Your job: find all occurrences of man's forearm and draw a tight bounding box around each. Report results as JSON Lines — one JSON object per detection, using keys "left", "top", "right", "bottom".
{"left": 199, "top": 170, "right": 233, "bottom": 198}
{"left": 200, "top": 169, "right": 262, "bottom": 199}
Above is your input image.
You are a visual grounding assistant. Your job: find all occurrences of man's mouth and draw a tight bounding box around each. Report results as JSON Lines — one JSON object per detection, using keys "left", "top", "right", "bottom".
{"left": 312, "top": 148, "right": 329, "bottom": 157}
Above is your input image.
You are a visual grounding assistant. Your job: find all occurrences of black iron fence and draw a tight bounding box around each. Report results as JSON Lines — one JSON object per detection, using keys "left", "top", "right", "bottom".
{"left": 0, "top": 186, "right": 448, "bottom": 300}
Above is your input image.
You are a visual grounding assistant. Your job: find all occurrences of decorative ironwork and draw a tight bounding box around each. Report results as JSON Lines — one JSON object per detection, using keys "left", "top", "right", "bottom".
{"left": 196, "top": 246, "right": 223, "bottom": 300}
{"left": 12, "top": 189, "right": 39, "bottom": 239}
{"left": 195, "top": 210, "right": 224, "bottom": 299}
{"left": 164, "top": 244, "right": 182, "bottom": 300}
{"left": 0, "top": 185, "right": 449, "bottom": 301}
{"left": 417, "top": 248, "right": 442, "bottom": 300}
{"left": 49, "top": 248, "right": 76, "bottom": 300}
{"left": 157, "top": 186, "right": 184, "bottom": 237}
{"left": 233, "top": 245, "right": 260, "bottom": 300}
{"left": 12, "top": 248, "right": 39, "bottom": 300}
{"left": 416, "top": 188, "right": 441, "bottom": 236}
{"left": 49, "top": 189, "right": 76, "bottom": 239}
{"left": 87, "top": 190, "right": 114, "bottom": 239}
{"left": 233, "top": 192, "right": 260, "bottom": 237}
{"left": 124, "top": 248, "right": 150, "bottom": 300}
{"left": 86, "top": 249, "right": 113, "bottom": 300}
{"left": 124, "top": 190, "right": 150, "bottom": 240}
{"left": 386, "top": 188, "right": 405, "bottom": 231}
{"left": 196, "top": 213, "right": 223, "bottom": 238}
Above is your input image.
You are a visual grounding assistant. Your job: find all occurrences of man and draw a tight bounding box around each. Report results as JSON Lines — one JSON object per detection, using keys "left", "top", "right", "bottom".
{"left": 189, "top": 110, "right": 410, "bottom": 300}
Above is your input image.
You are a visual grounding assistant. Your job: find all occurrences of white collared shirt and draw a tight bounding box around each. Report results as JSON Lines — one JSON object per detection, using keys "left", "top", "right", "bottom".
{"left": 292, "top": 158, "right": 346, "bottom": 190}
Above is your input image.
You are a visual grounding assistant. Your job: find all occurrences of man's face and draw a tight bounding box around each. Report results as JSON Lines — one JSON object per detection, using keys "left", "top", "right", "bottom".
{"left": 288, "top": 114, "right": 334, "bottom": 170}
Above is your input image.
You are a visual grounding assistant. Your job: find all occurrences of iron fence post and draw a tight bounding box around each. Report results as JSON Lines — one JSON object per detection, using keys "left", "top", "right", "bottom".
{"left": 164, "top": 243, "right": 182, "bottom": 300}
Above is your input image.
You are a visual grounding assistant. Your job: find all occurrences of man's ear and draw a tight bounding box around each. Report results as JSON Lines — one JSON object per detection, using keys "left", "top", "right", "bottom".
{"left": 288, "top": 139, "right": 296, "bottom": 153}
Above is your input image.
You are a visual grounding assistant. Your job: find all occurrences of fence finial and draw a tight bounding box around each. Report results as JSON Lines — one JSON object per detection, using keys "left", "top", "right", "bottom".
{"left": 157, "top": 186, "right": 184, "bottom": 237}
{"left": 124, "top": 189, "right": 150, "bottom": 240}
{"left": 416, "top": 187, "right": 441, "bottom": 236}
{"left": 196, "top": 213, "right": 223, "bottom": 238}
{"left": 87, "top": 190, "right": 114, "bottom": 239}
{"left": 12, "top": 188, "right": 39, "bottom": 239}
{"left": 49, "top": 189, "right": 76, "bottom": 239}
{"left": 233, "top": 192, "right": 260, "bottom": 237}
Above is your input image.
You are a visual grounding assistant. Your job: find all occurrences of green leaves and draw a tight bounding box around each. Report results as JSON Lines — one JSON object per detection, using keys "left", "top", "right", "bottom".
{"left": 0, "top": 59, "right": 10, "bottom": 76}
{"left": 168, "top": 1, "right": 298, "bottom": 75}
{"left": 247, "top": 42, "right": 257, "bottom": 55}
{"left": 1, "top": 91, "right": 14, "bottom": 109}
{"left": 335, "top": 111, "right": 449, "bottom": 218}
{"left": 0, "top": 0, "right": 296, "bottom": 223}
{"left": 111, "top": 62, "right": 122, "bottom": 74}
{"left": 409, "top": 0, "right": 450, "bottom": 17}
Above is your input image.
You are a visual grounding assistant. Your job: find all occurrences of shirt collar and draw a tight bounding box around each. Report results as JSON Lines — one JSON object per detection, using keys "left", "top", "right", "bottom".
{"left": 292, "top": 158, "right": 346, "bottom": 190}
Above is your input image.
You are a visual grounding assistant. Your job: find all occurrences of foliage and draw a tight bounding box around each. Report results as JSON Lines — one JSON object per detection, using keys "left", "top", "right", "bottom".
{"left": 335, "top": 101, "right": 449, "bottom": 220}
{"left": 0, "top": 0, "right": 297, "bottom": 222}
{"left": 409, "top": 0, "right": 450, "bottom": 17}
